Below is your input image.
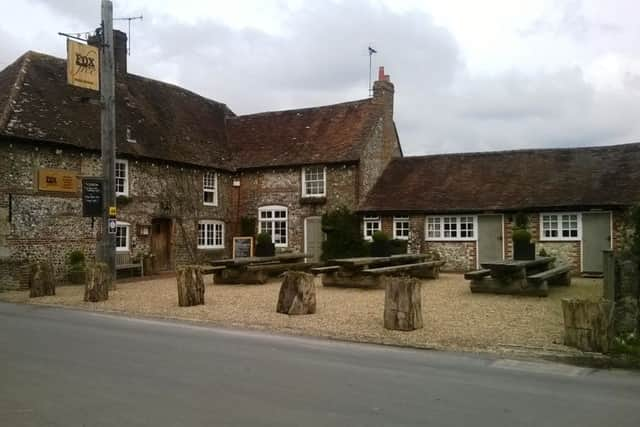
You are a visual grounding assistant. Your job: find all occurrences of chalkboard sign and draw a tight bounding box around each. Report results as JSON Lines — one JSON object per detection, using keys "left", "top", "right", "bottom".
{"left": 233, "top": 237, "right": 253, "bottom": 259}
{"left": 82, "top": 177, "right": 104, "bottom": 217}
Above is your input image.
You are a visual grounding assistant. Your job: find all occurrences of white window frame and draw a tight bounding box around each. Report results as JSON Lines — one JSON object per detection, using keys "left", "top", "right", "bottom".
{"left": 115, "top": 159, "right": 129, "bottom": 196}
{"left": 197, "top": 220, "right": 225, "bottom": 249}
{"left": 115, "top": 221, "right": 130, "bottom": 252}
{"left": 425, "top": 215, "right": 477, "bottom": 241}
{"left": 258, "top": 205, "right": 288, "bottom": 247}
{"left": 301, "top": 166, "right": 327, "bottom": 197}
{"left": 393, "top": 216, "right": 410, "bottom": 240}
{"left": 540, "top": 212, "right": 581, "bottom": 241}
{"left": 363, "top": 215, "right": 381, "bottom": 241}
{"left": 203, "top": 172, "right": 218, "bottom": 206}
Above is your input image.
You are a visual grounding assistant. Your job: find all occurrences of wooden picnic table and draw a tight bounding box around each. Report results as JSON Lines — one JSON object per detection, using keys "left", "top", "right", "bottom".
{"left": 209, "top": 253, "right": 312, "bottom": 284}
{"left": 468, "top": 256, "right": 568, "bottom": 297}
{"left": 321, "top": 254, "right": 442, "bottom": 289}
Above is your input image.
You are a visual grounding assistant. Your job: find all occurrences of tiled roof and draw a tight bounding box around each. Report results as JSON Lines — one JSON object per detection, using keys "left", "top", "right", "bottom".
{"left": 359, "top": 143, "right": 640, "bottom": 212}
{"left": 226, "top": 99, "right": 384, "bottom": 168}
{"left": 0, "top": 51, "right": 235, "bottom": 170}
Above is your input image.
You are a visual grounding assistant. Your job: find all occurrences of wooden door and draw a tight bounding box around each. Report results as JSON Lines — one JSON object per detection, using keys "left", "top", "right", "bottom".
{"left": 478, "top": 215, "right": 503, "bottom": 264}
{"left": 582, "top": 212, "right": 611, "bottom": 273}
{"left": 305, "top": 217, "right": 323, "bottom": 263}
{"left": 151, "top": 218, "right": 172, "bottom": 271}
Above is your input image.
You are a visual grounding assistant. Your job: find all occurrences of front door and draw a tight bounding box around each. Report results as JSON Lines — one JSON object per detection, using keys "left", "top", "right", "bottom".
{"left": 478, "top": 215, "right": 503, "bottom": 264}
{"left": 305, "top": 217, "right": 323, "bottom": 263}
{"left": 582, "top": 212, "right": 611, "bottom": 273}
{"left": 151, "top": 218, "right": 172, "bottom": 271}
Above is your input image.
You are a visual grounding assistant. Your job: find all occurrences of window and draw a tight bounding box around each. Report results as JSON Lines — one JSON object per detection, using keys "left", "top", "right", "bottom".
{"left": 426, "top": 216, "right": 476, "bottom": 241}
{"left": 363, "top": 215, "right": 381, "bottom": 240}
{"left": 541, "top": 213, "right": 580, "bottom": 240}
{"left": 115, "top": 222, "right": 130, "bottom": 252}
{"left": 259, "top": 206, "right": 288, "bottom": 246}
{"left": 203, "top": 172, "right": 218, "bottom": 206}
{"left": 115, "top": 159, "right": 128, "bottom": 196}
{"left": 393, "top": 216, "right": 410, "bottom": 240}
{"left": 302, "top": 166, "right": 326, "bottom": 197}
{"left": 197, "top": 220, "right": 224, "bottom": 249}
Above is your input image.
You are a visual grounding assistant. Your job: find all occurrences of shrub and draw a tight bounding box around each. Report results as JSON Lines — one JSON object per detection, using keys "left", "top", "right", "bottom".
{"left": 321, "top": 207, "right": 368, "bottom": 260}
{"left": 66, "top": 250, "right": 86, "bottom": 268}
{"left": 256, "top": 232, "right": 272, "bottom": 246}
{"left": 372, "top": 231, "right": 389, "bottom": 242}
{"left": 538, "top": 247, "right": 548, "bottom": 257}
{"left": 512, "top": 228, "right": 532, "bottom": 243}
{"left": 389, "top": 239, "right": 408, "bottom": 255}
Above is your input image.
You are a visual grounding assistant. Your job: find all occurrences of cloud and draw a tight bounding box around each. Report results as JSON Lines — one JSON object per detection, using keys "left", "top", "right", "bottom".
{"left": 3, "top": 0, "right": 639, "bottom": 156}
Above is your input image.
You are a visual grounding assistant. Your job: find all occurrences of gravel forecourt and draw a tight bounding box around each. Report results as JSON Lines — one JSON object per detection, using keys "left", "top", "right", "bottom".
{"left": 0, "top": 273, "right": 602, "bottom": 355}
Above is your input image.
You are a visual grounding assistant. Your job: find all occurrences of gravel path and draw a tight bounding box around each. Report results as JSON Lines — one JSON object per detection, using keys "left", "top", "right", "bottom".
{"left": 0, "top": 273, "right": 601, "bottom": 354}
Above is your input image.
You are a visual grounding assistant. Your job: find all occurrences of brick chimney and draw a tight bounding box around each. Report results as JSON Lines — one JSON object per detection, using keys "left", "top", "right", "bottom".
{"left": 372, "top": 66, "right": 394, "bottom": 115}
{"left": 88, "top": 28, "right": 128, "bottom": 78}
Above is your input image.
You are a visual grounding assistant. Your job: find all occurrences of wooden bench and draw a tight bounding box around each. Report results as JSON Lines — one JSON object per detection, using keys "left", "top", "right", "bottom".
{"left": 527, "top": 265, "right": 571, "bottom": 287}
{"left": 361, "top": 260, "right": 445, "bottom": 279}
{"left": 464, "top": 269, "right": 491, "bottom": 280}
{"left": 116, "top": 252, "right": 143, "bottom": 277}
{"left": 310, "top": 265, "right": 341, "bottom": 275}
{"left": 246, "top": 262, "right": 314, "bottom": 274}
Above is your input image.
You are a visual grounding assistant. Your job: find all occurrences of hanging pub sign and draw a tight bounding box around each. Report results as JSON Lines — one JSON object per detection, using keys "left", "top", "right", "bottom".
{"left": 82, "top": 177, "right": 104, "bottom": 217}
{"left": 67, "top": 39, "right": 100, "bottom": 91}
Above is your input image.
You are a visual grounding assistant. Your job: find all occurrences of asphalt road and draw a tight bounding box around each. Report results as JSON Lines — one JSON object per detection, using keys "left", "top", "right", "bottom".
{"left": 1, "top": 302, "right": 638, "bottom": 427}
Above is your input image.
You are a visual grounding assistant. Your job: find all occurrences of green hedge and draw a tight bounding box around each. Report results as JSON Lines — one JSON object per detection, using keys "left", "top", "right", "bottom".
{"left": 321, "top": 207, "right": 368, "bottom": 261}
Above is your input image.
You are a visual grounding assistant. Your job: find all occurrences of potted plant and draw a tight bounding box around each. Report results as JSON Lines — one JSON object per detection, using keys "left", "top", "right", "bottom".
{"left": 255, "top": 232, "right": 275, "bottom": 257}
{"left": 142, "top": 252, "right": 155, "bottom": 276}
{"left": 66, "top": 249, "right": 86, "bottom": 285}
{"left": 370, "top": 231, "right": 392, "bottom": 257}
{"left": 512, "top": 212, "right": 535, "bottom": 260}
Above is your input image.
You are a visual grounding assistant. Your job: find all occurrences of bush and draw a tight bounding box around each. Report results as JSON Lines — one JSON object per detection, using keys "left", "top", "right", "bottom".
{"left": 390, "top": 239, "right": 408, "bottom": 255}
{"left": 321, "top": 207, "right": 368, "bottom": 261}
{"left": 66, "top": 250, "right": 86, "bottom": 268}
{"left": 256, "top": 232, "right": 272, "bottom": 246}
{"left": 538, "top": 248, "right": 548, "bottom": 257}
{"left": 372, "top": 231, "right": 389, "bottom": 242}
{"left": 512, "top": 228, "right": 532, "bottom": 243}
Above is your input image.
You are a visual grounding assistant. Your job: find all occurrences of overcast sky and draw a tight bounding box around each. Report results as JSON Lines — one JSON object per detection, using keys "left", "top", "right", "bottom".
{"left": 1, "top": 0, "right": 638, "bottom": 155}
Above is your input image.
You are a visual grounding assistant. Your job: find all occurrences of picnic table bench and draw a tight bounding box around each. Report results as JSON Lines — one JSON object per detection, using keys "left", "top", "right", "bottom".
{"left": 321, "top": 254, "right": 443, "bottom": 288}
{"left": 466, "top": 257, "right": 571, "bottom": 297}
{"left": 209, "top": 253, "right": 313, "bottom": 284}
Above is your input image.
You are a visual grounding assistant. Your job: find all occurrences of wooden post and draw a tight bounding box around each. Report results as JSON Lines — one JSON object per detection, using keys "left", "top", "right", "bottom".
{"left": 84, "top": 262, "right": 110, "bottom": 302}
{"left": 562, "top": 298, "right": 613, "bottom": 353}
{"left": 176, "top": 265, "right": 205, "bottom": 307}
{"left": 276, "top": 271, "right": 316, "bottom": 315}
{"left": 383, "top": 276, "right": 423, "bottom": 331}
{"left": 29, "top": 262, "right": 56, "bottom": 298}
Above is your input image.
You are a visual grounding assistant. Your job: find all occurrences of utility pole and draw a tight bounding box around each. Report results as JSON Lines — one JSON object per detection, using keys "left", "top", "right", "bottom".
{"left": 100, "top": 0, "right": 116, "bottom": 280}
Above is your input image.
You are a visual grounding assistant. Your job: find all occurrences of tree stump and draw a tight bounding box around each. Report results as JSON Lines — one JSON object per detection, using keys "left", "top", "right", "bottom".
{"left": 562, "top": 298, "right": 613, "bottom": 353}
{"left": 84, "top": 262, "right": 110, "bottom": 302}
{"left": 29, "top": 262, "right": 55, "bottom": 298}
{"left": 383, "top": 276, "right": 423, "bottom": 331}
{"left": 276, "top": 271, "right": 316, "bottom": 315}
{"left": 176, "top": 265, "right": 205, "bottom": 307}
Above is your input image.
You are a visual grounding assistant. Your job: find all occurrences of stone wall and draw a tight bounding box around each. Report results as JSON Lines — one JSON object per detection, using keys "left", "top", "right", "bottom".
{"left": 235, "top": 164, "right": 358, "bottom": 253}
{"left": 0, "top": 140, "right": 233, "bottom": 288}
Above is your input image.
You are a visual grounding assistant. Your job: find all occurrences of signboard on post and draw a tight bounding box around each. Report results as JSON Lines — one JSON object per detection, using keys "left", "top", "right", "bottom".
{"left": 108, "top": 218, "right": 117, "bottom": 234}
{"left": 233, "top": 237, "right": 254, "bottom": 259}
{"left": 67, "top": 39, "right": 100, "bottom": 91}
{"left": 38, "top": 168, "right": 78, "bottom": 193}
{"left": 82, "top": 178, "right": 103, "bottom": 217}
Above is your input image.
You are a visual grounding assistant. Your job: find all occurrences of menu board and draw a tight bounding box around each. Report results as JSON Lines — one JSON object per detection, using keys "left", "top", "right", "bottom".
{"left": 82, "top": 177, "right": 103, "bottom": 217}
{"left": 233, "top": 237, "right": 253, "bottom": 258}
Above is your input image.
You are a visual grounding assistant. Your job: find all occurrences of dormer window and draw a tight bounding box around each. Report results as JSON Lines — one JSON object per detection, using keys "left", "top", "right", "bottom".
{"left": 302, "top": 166, "right": 326, "bottom": 197}
{"left": 126, "top": 126, "right": 136, "bottom": 143}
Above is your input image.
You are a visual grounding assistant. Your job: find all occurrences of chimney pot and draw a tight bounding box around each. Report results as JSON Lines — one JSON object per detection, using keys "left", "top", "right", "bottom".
{"left": 378, "top": 66, "right": 385, "bottom": 81}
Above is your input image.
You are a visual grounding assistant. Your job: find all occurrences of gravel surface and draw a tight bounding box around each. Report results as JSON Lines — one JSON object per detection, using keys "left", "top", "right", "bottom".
{"left": 0, "top": 273, "right": 602, "bottom": 354}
